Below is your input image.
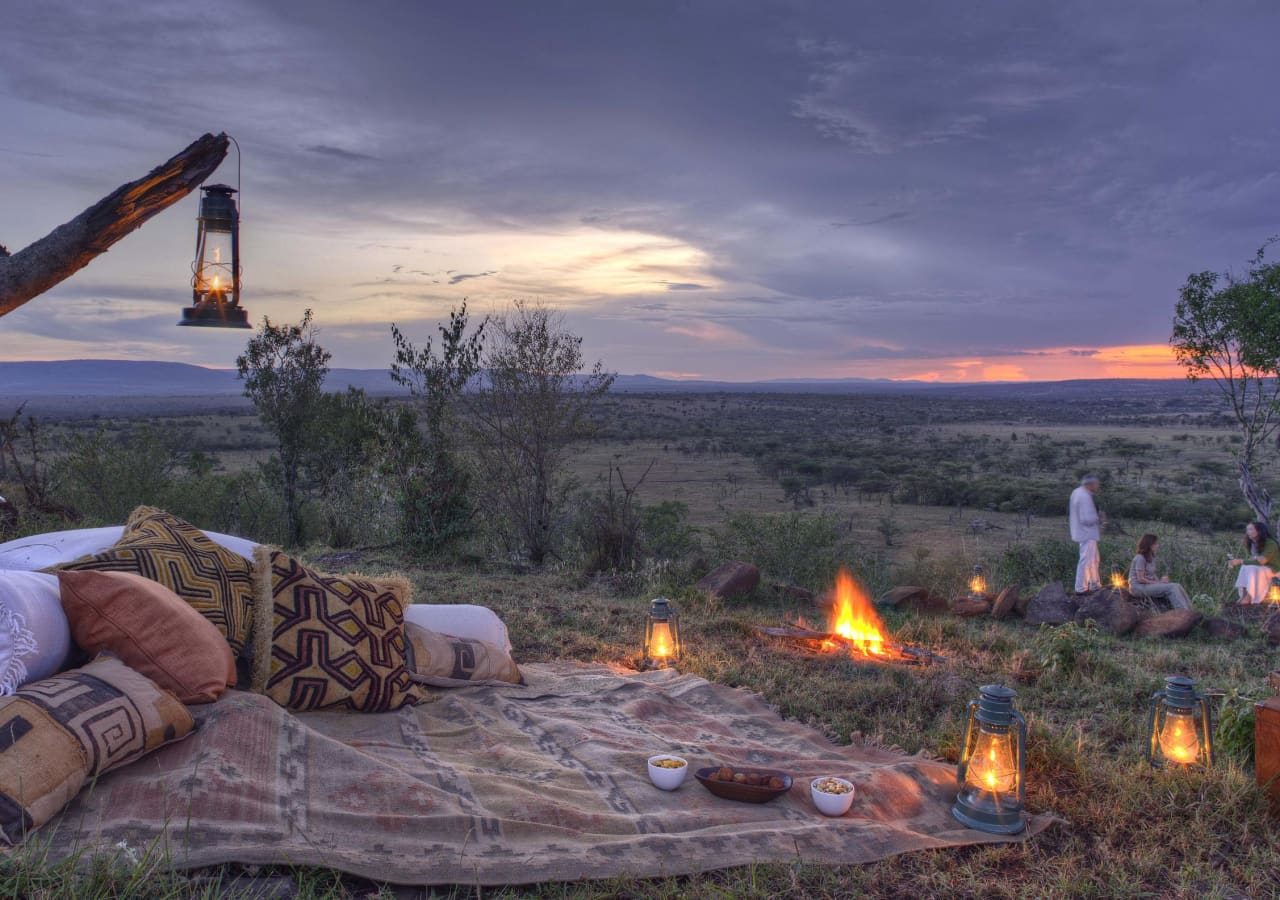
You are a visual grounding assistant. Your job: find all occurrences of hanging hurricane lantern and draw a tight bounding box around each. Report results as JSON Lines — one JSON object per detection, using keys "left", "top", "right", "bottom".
{"left": 1145, "top": 675, "right": 1214, "bottom": 769}
{"left": 642, "top": 598, "right": 682, "bottom": 669}
{"left": 180, "top": 183, "right": 249, "bottom": 327}
{"left": 952, "top": 684, "right": 1028, "bottom": 835}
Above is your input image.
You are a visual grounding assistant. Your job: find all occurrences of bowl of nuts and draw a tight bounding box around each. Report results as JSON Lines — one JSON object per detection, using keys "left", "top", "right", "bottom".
{"left": 694, "top": 765, "right": 792, "bottom": 803}
{"left": 647, "top": 755, "right": 689, "bottom": 791}
{"left": 810, "top": 776, "right": 856, "bottom": 816}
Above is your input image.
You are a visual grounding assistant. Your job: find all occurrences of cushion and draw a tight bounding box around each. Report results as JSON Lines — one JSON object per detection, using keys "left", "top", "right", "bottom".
{"left": 403, "top": 621, "right": 522, "bottom": 687}
{"left": 56, "top": 507, "right": 255, "bottom": 656}
{"left": 402, "top": 603, "right": 513, "bottom": 653}
{"left": 58, "top": 570, "right": 236, "bottom": 704}
{"left": 0, "top": 654, "right": 194, "bottom": 844}
{"left": 253, "top": 548, "right": 420, "bottom": 712}
{"left": 0, "top": 525, "right": 256, "bottom": 571}
{"left": 0, "top": 571, "right": 71, "bottom": 695}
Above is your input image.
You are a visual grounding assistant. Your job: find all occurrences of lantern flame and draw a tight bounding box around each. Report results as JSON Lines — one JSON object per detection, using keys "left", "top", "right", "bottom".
{"left": 1267, "top": 583, "right": 1280, "bottom": 604}
{"left": 968, "top": 574, "right": 987, "bottom": 595}
{"left": 1158, "top": 711, "right": 1201, "bottom": 765}
{"left": 1110, "top": 571, "right": 1127, "bottom": 590}
{"left": 648, "top": 621, "right": 675, "bottom": 659}
{"left": 964, "top": 730, "right": 1018, "bottom": 797}
{"left": 828, "top": 569, "right": 889, "bottom": 657}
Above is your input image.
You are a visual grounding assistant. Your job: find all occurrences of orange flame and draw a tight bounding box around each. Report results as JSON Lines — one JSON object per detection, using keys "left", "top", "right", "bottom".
{"left": 1268, "top": 583, "right": 1280, "bottom": 604}
{"left": 828, "top": 568, "right": 889, "bottom": 657}
{"left": 968, "top": 575, "right": 987, "bottom": 595}
{"left": 1110, "top": 571, "right": 1127, "bottom": 590}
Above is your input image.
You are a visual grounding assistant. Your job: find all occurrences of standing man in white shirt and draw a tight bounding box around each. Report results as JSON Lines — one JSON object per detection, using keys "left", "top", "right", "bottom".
{"left": 1069, "top": 474, "right": 1103, "bottom": 594}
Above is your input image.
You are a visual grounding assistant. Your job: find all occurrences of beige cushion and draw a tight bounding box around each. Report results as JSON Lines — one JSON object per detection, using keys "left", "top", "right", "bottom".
{"left": 403, "top": 621, "right": 522, "bottom": 687}
{"left": 0, "top": 655, "right": 194, "bottom": 844}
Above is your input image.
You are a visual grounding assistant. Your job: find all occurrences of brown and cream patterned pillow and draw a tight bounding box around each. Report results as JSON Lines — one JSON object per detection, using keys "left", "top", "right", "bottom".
{"left": 251, "top": 548, "right": 420, "bottom": 713}
{"left": 403, "top": 621, "right": 523, "bottom": 687}
{"left": 56, "top": 506, "right": 254, "bottom": 655}
{"left": 0, "top": 655, "right": 194, "bottom": 844}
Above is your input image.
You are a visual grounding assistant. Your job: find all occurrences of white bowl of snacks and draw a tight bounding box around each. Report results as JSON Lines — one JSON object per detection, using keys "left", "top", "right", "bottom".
{"left": 647, "top": 754, "right": 689, "bottom": 791}
{"left": 810, "top": 776, "right": 856, "bottom": 816}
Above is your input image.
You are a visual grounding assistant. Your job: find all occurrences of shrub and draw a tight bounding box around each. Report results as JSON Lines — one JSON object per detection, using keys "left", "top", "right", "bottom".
{"left": 709, "top": 510, "right": 885, "bottom": 592}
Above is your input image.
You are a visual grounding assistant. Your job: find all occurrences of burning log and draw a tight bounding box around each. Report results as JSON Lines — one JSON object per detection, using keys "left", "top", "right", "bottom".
{"left": 751, "top": 625, "right": 940, "bottom": 665}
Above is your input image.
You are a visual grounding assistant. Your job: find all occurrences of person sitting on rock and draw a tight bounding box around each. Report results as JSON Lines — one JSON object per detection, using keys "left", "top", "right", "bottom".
{"left": 1128, "top": 534, "right": 1192, "bottom": 611}
{"left": 1228, "top": 521, "right": 1280, "bottom": 604}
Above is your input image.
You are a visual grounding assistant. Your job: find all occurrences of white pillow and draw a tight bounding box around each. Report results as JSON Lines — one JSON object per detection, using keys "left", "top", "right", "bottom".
{"left": 0, "top": 525, "right": 256, "bottom": 570}
{"left": 0, "top": 570, "right": 70, "bottom": 694}
{"left": 402, "top": 604, "right": 512, "bottom": 653}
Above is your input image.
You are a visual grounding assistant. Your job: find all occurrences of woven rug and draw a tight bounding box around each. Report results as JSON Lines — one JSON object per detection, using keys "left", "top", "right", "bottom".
{"left": 26, "top": 662, "right": 1054, "bottom": 886}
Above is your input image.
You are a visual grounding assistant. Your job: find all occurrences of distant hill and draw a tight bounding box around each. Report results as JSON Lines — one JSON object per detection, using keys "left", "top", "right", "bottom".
{"left": 0, "top": 358, "right": 1211, "bottom": 402}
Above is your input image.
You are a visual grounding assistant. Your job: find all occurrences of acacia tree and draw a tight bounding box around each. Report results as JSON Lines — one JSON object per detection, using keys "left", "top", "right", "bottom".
{"left": 1171, "top": 240, "right": 1280, "bottom": 526}
{"left": 469, "top": 301, "right": 615, "bottom": 565}
{"left": 237, "top": 309, "right": 331, "bottom": 545}
{"left": 386, "top": 302, "right": 487, "bottom": 553}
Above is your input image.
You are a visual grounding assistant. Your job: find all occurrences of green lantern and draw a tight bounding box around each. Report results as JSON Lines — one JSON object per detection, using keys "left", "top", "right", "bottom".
{"left": 643, "top": 598, "right": 682, "bottom": 669}
{"left": 952, "top": 684, "right": 1027, "bottom": 835}
{"left": 180, "top": 183, "right": 249, "bottom": 328}
{"left": 1146, "top": 675, "right": 1213, "bottom": 769}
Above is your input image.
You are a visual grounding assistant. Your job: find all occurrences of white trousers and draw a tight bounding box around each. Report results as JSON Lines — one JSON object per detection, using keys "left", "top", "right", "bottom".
{"left": 1234, "top": 565, "right": 1275, "bottom": 603}
{"left": 1075, "top": 540, "right": 1100, "bottom": 593}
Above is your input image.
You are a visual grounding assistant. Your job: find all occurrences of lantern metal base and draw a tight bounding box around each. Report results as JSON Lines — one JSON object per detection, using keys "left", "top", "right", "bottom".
{"left": 178, "top": 304, "right": 251, "bottom": 328}
{"left": 642, "top": 658, "right": 678, "bottom": 671}
{"left": 951, "top": 798, "right": 1026, "bottom": 835}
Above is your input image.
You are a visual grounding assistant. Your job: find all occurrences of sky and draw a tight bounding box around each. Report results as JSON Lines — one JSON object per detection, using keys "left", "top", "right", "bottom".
{"left": 1, "top": 0, "right": 1277, "bottom": 382}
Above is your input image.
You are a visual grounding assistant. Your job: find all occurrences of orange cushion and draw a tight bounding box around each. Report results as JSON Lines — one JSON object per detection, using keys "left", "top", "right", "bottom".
{"left": 57, "top": 570, "right": 236, "bottom": 704}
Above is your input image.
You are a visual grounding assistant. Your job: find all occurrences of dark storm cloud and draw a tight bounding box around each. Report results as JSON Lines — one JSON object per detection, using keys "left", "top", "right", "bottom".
{"left": 1, "top": 0, "right": 1277, "bottom": 374}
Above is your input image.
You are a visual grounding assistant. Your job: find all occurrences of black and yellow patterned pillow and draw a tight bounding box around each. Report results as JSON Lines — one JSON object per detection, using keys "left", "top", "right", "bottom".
{"left": 251, "top": 548, "right": 420, "bottom": 713}
{"left": 57, "top": 506, "right": 254, "bottom": 655}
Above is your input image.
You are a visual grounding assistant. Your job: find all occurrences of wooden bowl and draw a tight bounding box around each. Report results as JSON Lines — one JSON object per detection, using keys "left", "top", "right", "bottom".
{"left": 694, "top": 766, "right": 792, "bottom": 803}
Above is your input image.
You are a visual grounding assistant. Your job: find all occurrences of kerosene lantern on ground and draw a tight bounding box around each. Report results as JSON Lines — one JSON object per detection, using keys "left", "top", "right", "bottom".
{"left": 642, "top": 598, "right": 682, "bottom": 669}
{"left": 952, "top": 684, "right": 1028, "bottom": 835}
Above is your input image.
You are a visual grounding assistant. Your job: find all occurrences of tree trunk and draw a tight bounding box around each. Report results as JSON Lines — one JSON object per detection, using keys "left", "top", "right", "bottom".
{"left": 0, "top": 133, "right": 230, "bottom": 318}
{"left": 1239, "top": 458, "right": 1275, "bottom": 527}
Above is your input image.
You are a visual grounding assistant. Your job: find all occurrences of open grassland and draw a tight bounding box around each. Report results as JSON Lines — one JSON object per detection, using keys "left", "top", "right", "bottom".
{"left": 6, "top": 562, "right": 1277, "bottom": 899}
{"left": 4, "top": 384, "right": 1280, "bottom": 897}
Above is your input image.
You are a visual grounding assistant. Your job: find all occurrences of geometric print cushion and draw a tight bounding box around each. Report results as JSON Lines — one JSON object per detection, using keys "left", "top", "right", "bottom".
{"left": 0, "top": 654, "right": 194, "bottom": 844}
{"left": 56, "top": 506, "right": 254, "bottom": 656}
{"left": 403, "top": 621, "right": 523, "bottom": 687}
{"left": 252, "top": 548, "right": 420, "bottom": 713}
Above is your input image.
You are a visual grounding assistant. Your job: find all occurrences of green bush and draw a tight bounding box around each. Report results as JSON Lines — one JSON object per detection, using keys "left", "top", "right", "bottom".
{"left": 710, "top": 510, "right": 886, "bottom": 592}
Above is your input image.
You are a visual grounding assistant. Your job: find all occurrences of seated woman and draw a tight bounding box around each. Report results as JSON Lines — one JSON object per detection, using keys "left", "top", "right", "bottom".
{"left": 1229, "top": 521, "right": 1280, "bottom": 604}
{"left": 1128, "top": 534, "right": 1192, "bottom": 610}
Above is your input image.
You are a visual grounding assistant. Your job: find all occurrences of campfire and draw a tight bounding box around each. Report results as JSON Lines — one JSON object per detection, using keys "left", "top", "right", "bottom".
{"left": 755, "top": 568, "right": 938, "bottom": 664}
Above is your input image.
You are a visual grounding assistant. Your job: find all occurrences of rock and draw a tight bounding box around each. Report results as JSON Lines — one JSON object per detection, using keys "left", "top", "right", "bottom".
{"left": 1133, "top": 609, "right": 1203, "bottom": 639}
{"left": 696, "top": 561, "right": 760, "bottom": 601}
{"left": 991, "top": 586, "right": 1020, "bottom": 619}
{"left": 1025, "top": 582, "right": 1077, "bottom": 626}
{"left": 773, "top": 583, "right": 816, "bottom": 604}
{"left": 875, "top": 585, "right": 949, "bottom": 615}
{"left": 1073, "top": 588, "right": 1141, "bottom": 636}
{"left": 1265, "top": 612, "right": 1280, "bottom": 646}
{"left": 1203, "top": 616, "right": 1246, "bottom": 641}
{"left": 953, "top": 596, "right": 992, "bottom": 617}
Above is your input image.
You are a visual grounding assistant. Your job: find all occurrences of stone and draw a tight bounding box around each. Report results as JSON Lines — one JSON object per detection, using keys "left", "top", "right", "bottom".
{"left": 875, "top": 585, "right": 949, "bottom": 615}
{"left": 696, "top": 560, "right": 760, "bottom": 601}
{"left": 1203, "top": 617, "right": 1246, "bottom": 641}
{"left": 952, "top": 596, "right": 992, "bottom": 617}
{"left": 991, "top": 585, "right": 1020, "bottom": 619}
{"left": 1265, "top": 612, "right": 1280, "bottom": 647}
{"left": 773, "top": 583, "right": 816, "bottom": 604}
{"left": 1024, "top": 582, "right": 1076, "bottom": 626}
{"left": 1073, "top": 588, "right": 1141, "bottom": 636}
{"left": 1133, "top": 609, "right": 1203, "bottom": 639}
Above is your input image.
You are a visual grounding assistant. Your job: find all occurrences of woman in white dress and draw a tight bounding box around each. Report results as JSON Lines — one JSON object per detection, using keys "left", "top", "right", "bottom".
{"left": 1228, "top": 521, "right": 1280, "bottom": 604}
{"left": 1127, "top": 534, "right": 1192, "bottom": 610}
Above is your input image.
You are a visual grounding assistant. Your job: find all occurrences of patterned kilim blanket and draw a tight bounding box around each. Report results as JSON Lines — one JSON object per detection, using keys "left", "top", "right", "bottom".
{"left": 25, "top": 663, "right": 1054, "bottom": 886}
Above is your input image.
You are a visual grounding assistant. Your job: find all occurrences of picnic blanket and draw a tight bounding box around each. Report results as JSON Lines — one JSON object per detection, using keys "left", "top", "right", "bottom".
{"left": 27, "top": 662, "right": 1054, "bottom": 886}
